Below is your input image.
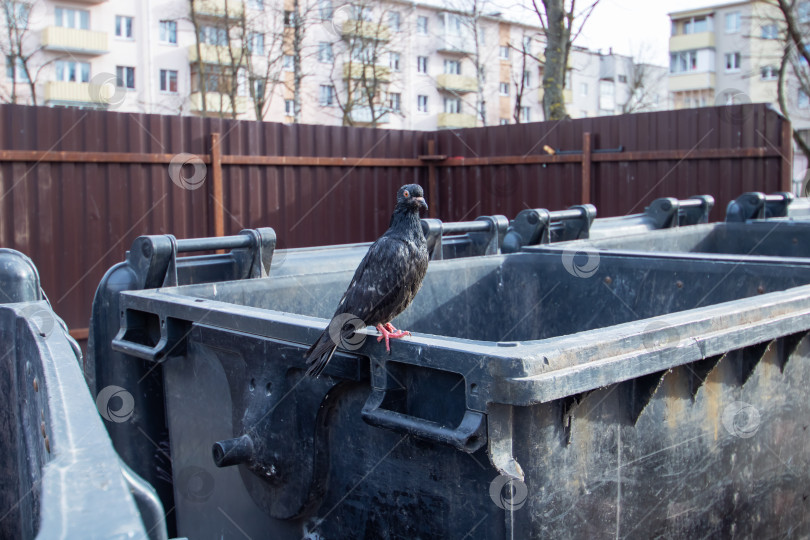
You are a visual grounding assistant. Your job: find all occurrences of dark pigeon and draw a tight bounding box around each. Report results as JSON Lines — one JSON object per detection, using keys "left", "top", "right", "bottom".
{"left": 304, "top": 184, "right": 429, "bottom": 377}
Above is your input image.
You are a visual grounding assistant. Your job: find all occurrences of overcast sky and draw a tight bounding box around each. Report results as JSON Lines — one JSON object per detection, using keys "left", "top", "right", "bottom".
{"left": 510, "top": 0, "right": 740, "bottom": 66}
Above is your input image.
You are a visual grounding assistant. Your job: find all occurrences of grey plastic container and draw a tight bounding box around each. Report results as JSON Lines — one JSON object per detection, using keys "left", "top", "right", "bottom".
{"left": 110, "top": 233, "right": 810, "bottom": 538}
{"left": 0, "top": 249, "right": 166, "bottom": 540}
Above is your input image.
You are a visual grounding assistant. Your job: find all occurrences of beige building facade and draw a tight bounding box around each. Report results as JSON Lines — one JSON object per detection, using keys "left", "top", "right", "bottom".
{"left": 668, "top": 0, "right": 810, "bottom": 186}
{"left": 1, "top": 0, "right": 668, "bottom": 129}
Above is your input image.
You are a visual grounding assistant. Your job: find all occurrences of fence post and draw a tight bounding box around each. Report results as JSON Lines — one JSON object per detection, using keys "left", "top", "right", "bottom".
{"left": 209, "top": 132, "right": 225, "bottom": 238}
{"left": 581, "top": 132, "right": 592, "bottom": 205}
{"left": 780, "top": 119, "right": 794, "bottom": 193}
{"left": 427, "top": 139, "right": 438, "bottom": 219}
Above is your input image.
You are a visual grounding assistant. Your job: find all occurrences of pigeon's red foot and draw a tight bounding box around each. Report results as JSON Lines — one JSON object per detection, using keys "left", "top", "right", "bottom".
{"left": 376, "top": 323, "right": 411, "bottom": 353}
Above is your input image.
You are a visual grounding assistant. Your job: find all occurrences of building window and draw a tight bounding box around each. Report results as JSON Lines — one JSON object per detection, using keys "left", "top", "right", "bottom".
{"left": 248, "top": 0, "right": 264, "bottom": 9}
{"left": 389, "top": 52, "right": 400, "bottom": 71}
{"left": 252, "top": 78, "right": 265, "bottom": 98}
{"left": 318, "top": 42, "right": 333, "bottom": 63}
{"left": 159, "top": 69, "right": 177, "bottom": 93}
{"left": 55, "top": 7, "right": 89, "bottom": 30}
{"left": 800, "top": 89, "right": 810, "bottom": 108}
{"left": 115, "top": 15, "right": 133, "bottom": 39}
{"left": 443, "top": 13, "right": 462, "bottom": 35}
{"left": 683, "top": 16, "right": 709, "bottom": 34}
{"left": 761, "top": 24, "right": 778, "bottom": 39}
{"left": 580, "top": 82, "right": 588, "bottom": 96}
{"left": 725, "top": 52, "right": 741, "bottom": 71}
{"left": 522, "top": 70, "right": 530, "bottom": 86}
{"left": 159, "top": 20, "right": 177, "bottom": 44}
{"left": 417, "top": 15, "right": 428, "bottom": 35}
{"left": 116, "top": 66, "right": 135, "bottom": 89}
{"left": 350, "top": 5, "right": 372, "bottom": 22}
{"left": 417, "top": 94, "right": 428, "bottom": 113}
{"left": 284, "top": 10, "right": 294, "bottom": 27}
{"left": 318, "top": 0, "right": 332, "bottom": 20}
{"left": 319, "top": 84, "right": 335, "bottom": 106}
{"left": 6, "top": 56, "right": 28, "bottom": 82}
{"left": 285, "top": 99, "right": 294, "bottom": 115}
{"left": 444, "top": 97, "right": 461, "bottom": 113}
{"left": 444, "top": 59, "right": 460, "bottom": 75}
{"left": 670, "top": 51, "right": 698, "bottom": 73}
{"left": 499, "top": 45, "right": 509, "bottom": 59}
{"left": 389, "top": 92, "right": 401, "bottom": 112}
{"left": 761, "top": 65, "right": 778, "bottom": 80}
{"left": 417, "top": 56, "right": 427, "bottom": 73}
{"left": 389, "top": 11, "right": 401, "bottom": 31}
{"left": 618, "top": 74, "right": 627, "bottom": 83}
{"left": 499, "top": 82, "right": 509, "bottom": 96}
{"left": 55, "top": 60, "right": 90, "bottom": 82}
{"left": 523, "top": 35, "right": 532, "bottom": 53}
{"left": 283, "top": 55, "right": 294, "bottom": 71}
{"left": 199, "top": 26, "right": 227, "bottom": 46}
{"left": 249, "top": 33, "right": 265, "bottom": 55}
{"left": 520, "top": 106, "right": 531, "bottom": 122}
{"left": 499, "top": 118, "right": 509, "bottom": 125}
{"left": 725, "top": 11, "right": 740, "bottom": 33}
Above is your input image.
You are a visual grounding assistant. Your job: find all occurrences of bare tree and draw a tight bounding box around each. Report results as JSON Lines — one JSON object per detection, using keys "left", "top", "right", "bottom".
{"left": 447, "top": 0, "right": 493, "bottom": 126}
{"left": 774, "top": 0, "right": 810, "bottom": 163}
{"left": 328, "top": 1, "right": 396, "bottom": 128}
{"left": 237, "top": 4, "right": 285, "bottom": 120}
{"left": 188, "top": 0, "right": 253, "bottom": 119}
{"left": 511, "top": 33, "right": 537, "bottom": 123}
{"left": 619, "top": 49, "right": 667, "bottom": 114}
{"left": 531, "top": 0, "right": 600, "bottom": 120}
{"left": 0, "top": 0, "right": 54, "bottom": 105}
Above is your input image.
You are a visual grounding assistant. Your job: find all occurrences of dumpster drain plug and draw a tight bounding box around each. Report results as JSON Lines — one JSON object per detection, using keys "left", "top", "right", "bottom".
{"left": 212, "top": 434, "right": 254, "bottom": 468}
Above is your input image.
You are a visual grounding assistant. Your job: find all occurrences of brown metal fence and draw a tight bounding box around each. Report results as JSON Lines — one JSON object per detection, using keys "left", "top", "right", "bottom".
{"left": 0, "top": 103, "right": 792, "bottom": 345}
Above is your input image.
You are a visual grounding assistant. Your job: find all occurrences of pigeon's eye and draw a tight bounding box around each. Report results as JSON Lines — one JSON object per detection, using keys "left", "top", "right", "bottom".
{"left": 403, "top": 190, "right": 410, "bottom": 198}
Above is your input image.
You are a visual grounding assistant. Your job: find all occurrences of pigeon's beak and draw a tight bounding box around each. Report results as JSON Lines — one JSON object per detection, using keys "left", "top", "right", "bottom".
{"left": 414, "top": 197, "right": 428, "bottom": 211}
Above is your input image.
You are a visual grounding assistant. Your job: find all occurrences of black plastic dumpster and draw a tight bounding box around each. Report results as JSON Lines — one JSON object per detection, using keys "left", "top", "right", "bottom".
{"left": 85, "top": 198, "right": 714, "bottom": 533}
{"left": 106, "top": 234, "right": 810, "bottom": 538}
{"left": 0, "top": 249, "right": 166, "bottom": 539}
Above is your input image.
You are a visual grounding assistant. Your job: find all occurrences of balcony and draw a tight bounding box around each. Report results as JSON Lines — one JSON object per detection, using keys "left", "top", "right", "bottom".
{"left": 669, "top": 32, "right": 715, "bottom": 52}
{"left": 668, "top": 71, "right": 715, "bottom": 92}
{"left": 190, "top": 92, "right": 249, "bottom": 115}
{"left": 41, "top": 27, "right": 108, "bottom": 55}
{"left": 341, "top": 20, "right": 390, "bottom": 41}
{"left": 437, "top": 34, "right": 474, "bottom": 55}
{"left": 44, "top": 81, "right": 111, "bottom": 106}
{"left": 349, "top": 107, "right": 390, "bottom": 125}
{"left": 437, "top": 113, "right": 477, "bottom": 129}
{"left": 342, "top": 63, "right": 391, "bottom": 82}
{"left": 436, "top": 74, "right": 477, "bottom": 93}
{"left": 193, "top": 0, "right": 243, "bottom": 18}
{"left": 188, "top": 44, "right": 238, "bottom": 65}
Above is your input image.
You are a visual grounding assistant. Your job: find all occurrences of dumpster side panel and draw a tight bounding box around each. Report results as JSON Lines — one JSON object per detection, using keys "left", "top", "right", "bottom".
{"left": 162, "top": 326, "right": 505, "bottom": 539}
{"left": 0, "top": 310, "right": 38, "bottom": 539}
{"left": 514, "top": 335, "right": 810, "bottom": 537}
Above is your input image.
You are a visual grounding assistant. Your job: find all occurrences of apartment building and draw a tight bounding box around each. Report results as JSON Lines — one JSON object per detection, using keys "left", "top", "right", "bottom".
{"left": 668, "top": 2, "right": 809, "bottom": 125}
{"left": 0, "top": 0, "right": 667, "bottom": 129}
{"left": 669, "top": 0, "right": 810, "bottom": 184}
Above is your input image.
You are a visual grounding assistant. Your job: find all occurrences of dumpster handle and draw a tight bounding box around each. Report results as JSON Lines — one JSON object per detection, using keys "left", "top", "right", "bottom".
{"left": 112, "top": 331, "right": 169, "bottom": 362}
{"left": 361, "top": 389, "right": 487, "bottom": 453}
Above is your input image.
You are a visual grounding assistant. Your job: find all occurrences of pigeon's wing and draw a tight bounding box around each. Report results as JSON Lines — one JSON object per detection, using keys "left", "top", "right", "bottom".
{"left": 334, "top": 236, "right": 417, "bottom": 324}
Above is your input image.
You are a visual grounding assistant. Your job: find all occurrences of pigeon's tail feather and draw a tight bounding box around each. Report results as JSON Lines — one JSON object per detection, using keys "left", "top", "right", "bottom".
{"left": 304, "top": 330, "right": 338, "bottom": 378}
